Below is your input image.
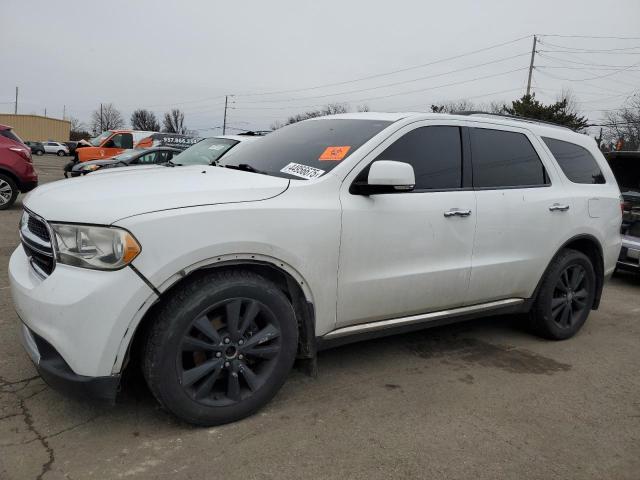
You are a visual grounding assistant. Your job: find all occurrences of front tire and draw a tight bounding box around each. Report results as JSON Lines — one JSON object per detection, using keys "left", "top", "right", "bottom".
{"left": 0, "top": 174, "right": 18, "bottom": 210}
{"left": 142, "top": 270, "right": 298, "bottom": 426}
{"left": 530, "top": 249, "right": 596, "bottom": 340}
{"left": 57, "top": 150, "right": 65, "bottom": 156}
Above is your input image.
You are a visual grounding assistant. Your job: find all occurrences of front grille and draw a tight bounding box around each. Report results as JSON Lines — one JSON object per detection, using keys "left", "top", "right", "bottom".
{"left": 20, "top": 210, "right": 55, "bottom": 277}
{"left": 27, "top": 215, "right": 50, "bottom": 242}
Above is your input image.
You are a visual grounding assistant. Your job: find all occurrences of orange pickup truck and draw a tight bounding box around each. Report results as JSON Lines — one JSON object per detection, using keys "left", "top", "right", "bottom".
{"left": 77, "top": 130, "right": 156, "bottom": 162}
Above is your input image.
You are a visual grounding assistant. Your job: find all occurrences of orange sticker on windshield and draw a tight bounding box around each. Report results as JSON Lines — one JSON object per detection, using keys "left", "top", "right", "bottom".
{"left": 319, "top": 146, "right": 351, "bottom": 161}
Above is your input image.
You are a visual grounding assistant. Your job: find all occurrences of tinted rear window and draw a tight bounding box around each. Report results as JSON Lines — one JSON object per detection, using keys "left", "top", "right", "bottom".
{"left": 0, "top": 129, "right": 24, "bottom": 144}
{"left": 543, "top": 137, "right": 605, "bottom": 184}
{"left": 471, "top": 128, "right": 547, "bottom": 188}
{"left": 219, "top": 119, "right": 392, "bottom": 179}
{"left": 375, "top": 126, "right": 462, "bottom": 190}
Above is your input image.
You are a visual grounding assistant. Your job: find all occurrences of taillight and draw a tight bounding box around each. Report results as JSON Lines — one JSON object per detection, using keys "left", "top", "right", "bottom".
{"left": 9, "top": 146, "right": 32, "bottom": 162}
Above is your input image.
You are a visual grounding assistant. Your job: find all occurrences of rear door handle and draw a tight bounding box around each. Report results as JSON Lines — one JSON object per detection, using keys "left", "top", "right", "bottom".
{"left": 444, "top": 208, "right": 472, "bottom": 218}
{"left": 549, "top": 203, "right": 570, "bottom": 212}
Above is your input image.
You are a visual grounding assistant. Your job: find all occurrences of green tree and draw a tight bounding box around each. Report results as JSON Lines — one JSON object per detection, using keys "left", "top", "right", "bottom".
{"left": 502, "top": 94, "right": 588, "bottom": 132}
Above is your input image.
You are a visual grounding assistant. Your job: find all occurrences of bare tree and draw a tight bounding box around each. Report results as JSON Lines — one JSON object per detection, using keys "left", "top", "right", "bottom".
{"left": 131, "top": 109, "right": 160, "bottom": 131}
{"left": 68, "top": 116, "right": 90, "bottom": 140}
{"left": 163, "top": 109, "right": 187, "bottom": 134}
{"left": 357, "top": 104, "right": 370, "bottom": 112}
{"left": 91, "top": 103, "right": 124, "bottom": 133}
{"left": 431, "top": 99, "right": 476, "bottom": 113}
{"left": 603, "top": 95, "right": 640, "bottom": 151}
{"left": 283, "top": 103, "right": 350, "bottom": 125}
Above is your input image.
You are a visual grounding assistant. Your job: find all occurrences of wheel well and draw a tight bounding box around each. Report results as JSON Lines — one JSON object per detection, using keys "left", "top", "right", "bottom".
{"left": 0, "top": 168, "right": 19, "bottom": 188}
{"left": 559, "top": 236, "right": 605, "bottom": 310}
{"left": 125, "top": 262, "right": 316, "bottom": 378}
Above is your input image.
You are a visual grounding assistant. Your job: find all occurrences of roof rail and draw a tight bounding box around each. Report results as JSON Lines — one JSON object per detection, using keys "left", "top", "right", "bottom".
{"left": 452, "top": 111, "right": 573, "bottom": 131}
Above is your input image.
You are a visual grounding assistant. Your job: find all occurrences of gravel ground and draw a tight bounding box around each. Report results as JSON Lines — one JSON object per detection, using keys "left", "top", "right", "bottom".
{"left": 1, "top": 155, "right": 639, "bottom": 479}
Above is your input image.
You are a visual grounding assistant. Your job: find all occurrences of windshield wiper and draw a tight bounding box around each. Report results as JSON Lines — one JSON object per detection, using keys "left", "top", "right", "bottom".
{"left": 223, "top": 163, "right": 267, "bottom": 175}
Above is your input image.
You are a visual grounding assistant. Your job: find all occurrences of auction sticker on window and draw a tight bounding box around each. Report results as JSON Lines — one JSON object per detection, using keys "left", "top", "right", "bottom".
{"left": 319, "top": 146, "right": 351, "bottom": 161}
{"left": 280, "top": 162, "right": 325, "bottom": 179}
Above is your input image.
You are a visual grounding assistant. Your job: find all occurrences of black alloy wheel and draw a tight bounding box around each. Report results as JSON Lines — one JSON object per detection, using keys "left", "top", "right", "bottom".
{"left": 530, "top": 248, "right": 596, "bottom": 340}
{"left": 550, "top": 264, "right": 589, "bottom": 329}
{"left": 143, "top": 270, "right": 298, "bottom": 426}
{"left": 178, "top": 298, "right": 282, "bottom": 406}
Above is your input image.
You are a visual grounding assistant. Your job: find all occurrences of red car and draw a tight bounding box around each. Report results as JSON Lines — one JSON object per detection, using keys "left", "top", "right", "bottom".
{"left": 0, "top": 124, "right": 38, "bottom": 210}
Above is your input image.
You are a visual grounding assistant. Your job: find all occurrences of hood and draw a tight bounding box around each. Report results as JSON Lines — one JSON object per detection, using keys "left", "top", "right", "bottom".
{"left": 24, "top": 165, "right": 289, "bottom": 224}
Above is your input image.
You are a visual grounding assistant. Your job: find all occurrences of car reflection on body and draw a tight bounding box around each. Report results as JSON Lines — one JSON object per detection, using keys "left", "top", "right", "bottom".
{"left": 72, "top": 135, "right": 261, "bottom": 176}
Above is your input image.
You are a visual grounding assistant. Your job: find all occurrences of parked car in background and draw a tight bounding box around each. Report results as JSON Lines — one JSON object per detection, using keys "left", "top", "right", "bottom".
{"left": 24, "top": 141, "right": 45, "bottom": 156}
{"left": 9, "top": 112, "right": 621, "bottom": 425}
{"left": 0, "top": 124, "right": 37, "bottom": 209}
{"left": 71, "top": 147, "right": 182, "bottom": 176}
{"left": 135, "top": 133, "right": 201, "bottom": 151}
{"left": 42, "top": 141, "right": 69, "bottom": 156}
{"left": 77, "top": 130, "right": 156, "bottom": 162}
{"left": 606, "top": 150, "right": 640, "bottom": 273}
{"left": 166, "top": 135, "right": 260, "bottom": 167}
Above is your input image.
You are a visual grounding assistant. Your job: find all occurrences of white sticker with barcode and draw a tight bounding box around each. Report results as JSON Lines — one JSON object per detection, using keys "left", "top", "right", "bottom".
{"left": 280, "top": 162, "right": 325, "bottom": 180}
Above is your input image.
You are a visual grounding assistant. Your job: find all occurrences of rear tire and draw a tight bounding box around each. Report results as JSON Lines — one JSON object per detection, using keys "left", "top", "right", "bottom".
{"left": 36, "top": 150, "right": 44, "bottom": 156}
{"left": 530, "top": 249, "right": 596, "bottom": 340}
{"left": 142, "top": 270, "right": 298, "bottom": 426}
{"left": 0, "top": 174, "right": 18, "bottom": 210}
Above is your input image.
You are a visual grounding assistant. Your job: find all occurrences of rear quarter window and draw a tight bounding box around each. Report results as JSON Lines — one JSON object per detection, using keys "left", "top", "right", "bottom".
{"left": 542, "top": 137, "right": 605, "bottom": 184}
{"left": 470, "top": 128, "right": 548, "bottom": 188}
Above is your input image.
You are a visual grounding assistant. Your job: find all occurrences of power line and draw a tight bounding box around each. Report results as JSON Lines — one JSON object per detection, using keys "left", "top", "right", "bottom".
{"left": 536, "top": 61, "right": 640, "bottom": 82}
{"left": 538, "top": 65, "right": 640, "bottom": 71}
{"left": 233, "top": 68, "right": 528, "bottom": 111}
{"left": 538, "top": 52, "right": 640, "bottom": 68}
{"left": 234, "top": 35, "right": 532, "bottom": 97}
{"left": 238, "top": 52, "right": 530, "bottom": 104}
{"left": 538, "top": 40, "right": 640, "bottom": 53}
{"left": 539, "top": 34, "right": 640, "bottom": 40}
{"left": 392, "top": 87, "right": 523, "bottom": 111}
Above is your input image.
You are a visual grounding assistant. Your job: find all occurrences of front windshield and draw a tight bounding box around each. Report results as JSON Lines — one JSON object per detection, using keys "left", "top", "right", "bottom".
{"left": 172, "top": 137, "right": 239, "bottom": 166}
{"left": 218, "top": 119, "right": 392, "bottom": 179}
{"left": 90, "top": 131, "right": 113, "bottom": 147}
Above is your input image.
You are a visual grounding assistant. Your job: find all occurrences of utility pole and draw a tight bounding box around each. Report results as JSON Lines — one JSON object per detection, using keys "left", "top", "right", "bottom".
{"left": 63, "top": 104, "right": 66, "bottom": 120}
{"left": 14, "top": 87, "right": 18, "bottom": 114}
{"left": 526, "top": 35, "right": 537, "bottom": 97}
{"left": 44, "top": 108, "right": 47, "bottom": 117}
{"left": 222, "top": 95, "right": 228, "bottom": 135}
{"left": 100, "top": 103, "right": 103, "bottom": 132}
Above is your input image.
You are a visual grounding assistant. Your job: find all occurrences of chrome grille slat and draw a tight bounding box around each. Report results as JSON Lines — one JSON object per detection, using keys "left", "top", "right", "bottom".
{"left": 21, "top": 210, "right": 55, "bottom": 277}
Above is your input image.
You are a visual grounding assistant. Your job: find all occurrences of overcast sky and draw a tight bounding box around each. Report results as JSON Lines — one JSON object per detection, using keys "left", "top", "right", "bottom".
{"left": 1, "top": 0, "right": 639, "bottom": 134}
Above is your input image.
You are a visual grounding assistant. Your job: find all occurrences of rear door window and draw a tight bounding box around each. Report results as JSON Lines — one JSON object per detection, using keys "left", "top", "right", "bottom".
{"left": 0, "top": 129, "right": 24, "bottom": 144}
{"left": 543, "top": 137, "right": 605, "bottom": 184}
{"left": 471, "top": 128, "right": 547, "bottom": 188}
{"left": 374, "top": 126, "right": 463, "bottom": 190}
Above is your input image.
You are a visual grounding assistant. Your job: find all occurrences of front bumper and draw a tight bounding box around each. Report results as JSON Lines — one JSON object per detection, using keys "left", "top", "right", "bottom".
{"left": 617, "top": 235, "right": 640, "bottom": 272}
{"left": 20, "top": 323, "right": 120, "bottom": 403}
{"left": 19, "top": 180, "right": 38, "bottom": 193}
{"left": 9, "top": 245, "right": 155, "bottom": 379}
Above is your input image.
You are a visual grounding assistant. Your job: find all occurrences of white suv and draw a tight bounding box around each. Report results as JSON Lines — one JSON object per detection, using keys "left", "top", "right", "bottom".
{"left": 42, "top": 141, "right": 69, "bottom": 156}
{"left": 9, "top": 112, "right": 622, "bottom": 425}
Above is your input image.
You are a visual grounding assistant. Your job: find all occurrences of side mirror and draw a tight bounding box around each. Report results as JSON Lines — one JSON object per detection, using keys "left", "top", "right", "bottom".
{"left": 351, "top": 160, "right": 415, "bottom": 195}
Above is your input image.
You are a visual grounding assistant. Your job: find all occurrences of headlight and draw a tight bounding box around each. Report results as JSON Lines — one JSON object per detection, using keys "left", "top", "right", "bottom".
{"left": 81, "top": 164, "right": 101, "bottom": 173}
{"left": 50, "top": 224, "right": 141, "bottom": 270}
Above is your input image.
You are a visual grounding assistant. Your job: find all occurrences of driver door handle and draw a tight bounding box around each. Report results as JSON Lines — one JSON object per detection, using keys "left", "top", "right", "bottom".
{"left": 549, "top": 203, "right": 570, "bottom": 212}
{"left": 444, "top": 208, "right": 472, "bottom": 218}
